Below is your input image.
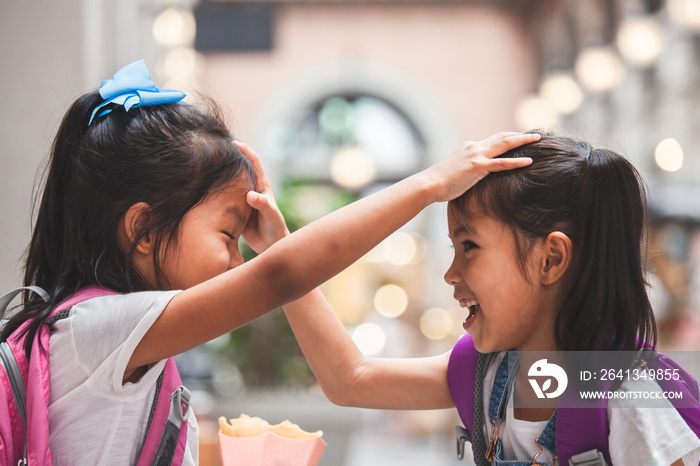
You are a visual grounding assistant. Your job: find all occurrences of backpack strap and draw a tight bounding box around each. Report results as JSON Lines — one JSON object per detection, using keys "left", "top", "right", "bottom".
{"left": 448, "top": 335, "right": 478, "bottom": 435}
{"left": 0, "top": 342, "right": 28, "bottom": 465}
{"left": 0, "top": 287, "right": 50, "bottom": 321}
{"left": 135, "top": 358, "right": 190, "bottom": 466}
{"left": 0, "top": 287, "right": 51, "bottom": 466}
{"left": 448, "top": 335, "right": 490, "bottom": 465}
{"left": 556, "top": 405, "right": 610, "bottom": 465}
{"left": 552, "top": 351, "right": 611, "bottom": 465}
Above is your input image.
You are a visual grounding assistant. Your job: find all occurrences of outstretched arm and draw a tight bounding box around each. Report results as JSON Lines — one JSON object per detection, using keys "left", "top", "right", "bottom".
{"left": 129, "top": 133, "right": 538, "bottom": 372}
{"left": 283, "top": 289, "right": 454, "bottom": 410}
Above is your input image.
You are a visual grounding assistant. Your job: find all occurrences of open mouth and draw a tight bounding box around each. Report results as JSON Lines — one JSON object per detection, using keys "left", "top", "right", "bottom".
{"left": 460, "top": 300, "right": 480, "bottom": 330}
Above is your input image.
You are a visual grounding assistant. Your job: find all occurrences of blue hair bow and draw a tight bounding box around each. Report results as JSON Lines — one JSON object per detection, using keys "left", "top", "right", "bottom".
{"left": 88, "top": 59, "right": 186, "bottom": 125}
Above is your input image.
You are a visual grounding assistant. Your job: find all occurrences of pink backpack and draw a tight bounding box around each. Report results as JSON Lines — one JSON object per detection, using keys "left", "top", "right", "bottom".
{"left": 0, "top": 285, "right": 191, "bottom": 465}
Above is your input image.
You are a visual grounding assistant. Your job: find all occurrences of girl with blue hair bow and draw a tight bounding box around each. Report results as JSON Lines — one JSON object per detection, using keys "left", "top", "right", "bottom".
{"left": 0, "top": 60, "right": 536, "bottom": 464}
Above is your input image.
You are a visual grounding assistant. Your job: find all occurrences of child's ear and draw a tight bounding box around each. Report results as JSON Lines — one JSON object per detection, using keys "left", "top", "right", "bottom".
{"left": 540, "top": 231, "right": 572, "bottom": 285}
{"left": 123, "top": 202, "right": 153, "bottom": 255}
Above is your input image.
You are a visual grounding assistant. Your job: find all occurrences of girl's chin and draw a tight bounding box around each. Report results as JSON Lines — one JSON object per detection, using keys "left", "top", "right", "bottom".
{"left": 465, "top": 330, "right": 484, "bottom": 352}
{"left": 468, "top": 333, "right": 506, "bottom": 355}
{"left": 471, "top": 339, "right": 490, "bottom": 354}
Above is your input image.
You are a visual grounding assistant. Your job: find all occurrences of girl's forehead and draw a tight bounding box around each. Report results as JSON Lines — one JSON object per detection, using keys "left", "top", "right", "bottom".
{"left": 448, "top": 199, "right": 487, "bottom": 225}
{"left": 448, "top": 201, "right": 511, "bottom": 238}
{"left": 205, "top": 182, "right": 251, "bottom": 211}
{"left": 211, "top": 179, "right": 253, "bottom": 197}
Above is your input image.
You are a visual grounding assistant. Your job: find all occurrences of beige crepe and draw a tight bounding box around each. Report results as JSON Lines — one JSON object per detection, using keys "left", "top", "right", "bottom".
{"left": 218, "top": 414, "right": 323, "bottom": 440}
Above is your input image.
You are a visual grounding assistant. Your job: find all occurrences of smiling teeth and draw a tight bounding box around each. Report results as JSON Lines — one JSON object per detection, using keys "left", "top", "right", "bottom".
{"left": 460, "top": 299, "right": 479, "bottom": 308}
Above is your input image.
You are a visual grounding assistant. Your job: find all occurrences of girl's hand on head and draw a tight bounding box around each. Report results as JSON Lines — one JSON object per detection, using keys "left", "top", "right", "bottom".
{"left": 424, "top": 132, "right": 538, "bottom": 202}
{"left": 237, "top": 141, "right": 291, "bottom": 253}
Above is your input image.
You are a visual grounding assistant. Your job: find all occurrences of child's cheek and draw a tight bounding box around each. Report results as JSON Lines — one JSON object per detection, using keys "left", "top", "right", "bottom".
{"left": 216, "top": 249, "right": 235, "bottom": 273}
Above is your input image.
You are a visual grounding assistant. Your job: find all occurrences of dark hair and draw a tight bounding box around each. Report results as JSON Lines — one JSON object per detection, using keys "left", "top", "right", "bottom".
{"left": 449, "top": 132, "right": 655, "bottom": 352}
{"left": 1, "top": 92, "right": 254, "bottom": 357}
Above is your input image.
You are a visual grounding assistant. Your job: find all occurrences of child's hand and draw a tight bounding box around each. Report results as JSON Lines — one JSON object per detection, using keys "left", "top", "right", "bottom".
{"left": 237, "top": 142, "right": 291, "bottom": 253}
{"left": 424, "top": 132, "right": 538, "bottom": 202}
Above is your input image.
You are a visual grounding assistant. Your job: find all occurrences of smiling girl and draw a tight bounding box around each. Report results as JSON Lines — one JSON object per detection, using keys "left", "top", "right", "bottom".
{"left": 281, "top": 132, "right": 700, "bottom": 465}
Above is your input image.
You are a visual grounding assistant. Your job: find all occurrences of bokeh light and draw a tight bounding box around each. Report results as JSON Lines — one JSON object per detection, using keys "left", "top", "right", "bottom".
{"left": 539, "top": 73, "right": 583, "bottom": 115}
{"left": 330, "top": 146, "right": 376, "bottom": 190}
{"left": 161, "top": 46, "right": 200, "bottom": 81}
{"left": 575, "top": 47, "right": 625, "bottom": 92}
{"left": 419, "top": 308, "right": 453, "bottom": 340}
{"left": 514, "top": 95, "right": 560, "bottom": 131}
{"left": 374, "top": 284, "right": 409, "bottom": 318}
{"left": 382, "top": 232, "right": 417, "bottom": 265}
{"left": 667, "top": 0, "right": 700, "bottom": 31}
{"left": 152, "top": 8, "right": 196, "bottom": 47}
{"left": 617, "top": 17, "right": 664, "bottom": 67}
{"left": 352, "top": 323, "right": 386, "bottom": 356}
{"left": 655, "top": 138, "right": 684, "bottom": 172}
{"left": 366, "top": 232, "right": 425, "bottom": 265}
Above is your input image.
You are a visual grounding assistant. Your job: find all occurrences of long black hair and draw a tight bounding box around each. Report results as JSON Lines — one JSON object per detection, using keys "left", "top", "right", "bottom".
{"left": 449, "top": 132, "right": 655, "bottom": 352}
{"left": 1, "top": 92, "right": 254, "bottom": 357}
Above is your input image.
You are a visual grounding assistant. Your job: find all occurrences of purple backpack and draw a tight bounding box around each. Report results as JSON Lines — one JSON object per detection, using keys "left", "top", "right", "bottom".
{"left": 447, "top": 334, "right": 700, "bottom": 465}
{"left": 0, "top": 285, "right": 191, "bottom": 465}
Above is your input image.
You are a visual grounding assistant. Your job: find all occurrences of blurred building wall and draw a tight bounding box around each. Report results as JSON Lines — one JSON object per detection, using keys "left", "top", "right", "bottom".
{"left": 200, "top": 3, "right": 535, "bottom": 149}
{"left": 0, "top": 0, "right": 84, "bottom": 291}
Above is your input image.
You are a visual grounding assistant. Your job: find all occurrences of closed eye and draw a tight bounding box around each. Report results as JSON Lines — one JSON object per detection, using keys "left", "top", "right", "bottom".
{"left": 224, "top": 232, "right": 236, "bottom": 241}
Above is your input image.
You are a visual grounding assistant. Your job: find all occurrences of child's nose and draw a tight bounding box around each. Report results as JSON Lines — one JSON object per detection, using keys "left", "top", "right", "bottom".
{"left": 444, "top": 260, "right": 461, "bottom": 285}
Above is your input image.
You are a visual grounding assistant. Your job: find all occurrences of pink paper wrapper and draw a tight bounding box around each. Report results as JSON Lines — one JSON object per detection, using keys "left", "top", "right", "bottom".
{"left": 217, "top": 432, "right": 327, "bottom": 466}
